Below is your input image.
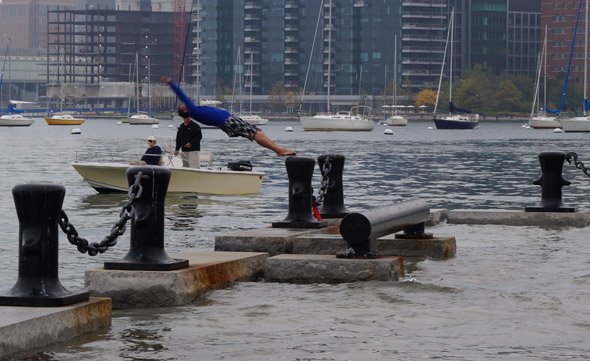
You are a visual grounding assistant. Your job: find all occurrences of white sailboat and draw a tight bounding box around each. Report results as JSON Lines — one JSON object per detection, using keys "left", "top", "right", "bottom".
{"left": 384, "top": 35, "right": 407, "bottom": 126}
{"left": 0, "top": 40, "right": 35, "bottom": 127}
{"left": 561, "top": 0, "right": 590, "bottom": 132}
{"left": 529, "top": 25, "right": 560, "bottom": 129}
{"left": 299, "top": 0, "right": 374, "bottom": 131}
{"left": 0, "top": 113, "right": 35, "bottom": 126}
{"left": 433, "top": 7, "right": 478, "bottom": 130}
{"left": 128, "top": 54, "right": 159, "bottom": 125}
{"left": 238, "top": 52, "right": 269, "bottom": 126}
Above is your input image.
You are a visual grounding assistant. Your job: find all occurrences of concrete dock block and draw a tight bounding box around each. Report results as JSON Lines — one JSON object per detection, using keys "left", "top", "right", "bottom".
{"left": 448, "top": 209, "right": 590, "bottom": 227}
{"left": 0, "top": 297, "right": 111, "bottom": 358}
{"left": 263, "top": 254, "right": 403, "bottom": 284}
{"left": 373, "top": 235, "right": 456, "bottom": 259}
{"left": 214, "top": 227, "right": 319, "bottom": 256}
{"left": 292, "top": 233, "right": 346, "bottom": 255}
{"left": 85, "top": 251, "right": 267, "bottom": 309}
{"left": 428, "top": 208, "right": 449, "bottom": 225}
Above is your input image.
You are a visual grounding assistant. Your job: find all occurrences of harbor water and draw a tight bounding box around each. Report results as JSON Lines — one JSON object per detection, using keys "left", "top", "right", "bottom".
{"left": 1, "top": 118, "right": 589, "bottom": 360}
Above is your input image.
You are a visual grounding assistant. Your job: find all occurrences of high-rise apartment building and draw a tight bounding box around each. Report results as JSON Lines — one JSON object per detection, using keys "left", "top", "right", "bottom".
{"left": 195, "top": 0, "right": 402, "bottom": 100}
{"left": 400, "top": 0, "right": 448, "bottom": 90}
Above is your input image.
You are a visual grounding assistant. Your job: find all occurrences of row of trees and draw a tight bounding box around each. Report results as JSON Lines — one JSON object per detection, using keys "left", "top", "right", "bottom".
{"left": 414, "top": 65, "right": 583, "bottom": 116}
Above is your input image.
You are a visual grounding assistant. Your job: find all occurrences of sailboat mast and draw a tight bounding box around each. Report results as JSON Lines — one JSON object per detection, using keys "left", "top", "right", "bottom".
{"left": 147, "top": 57, "right": 152, "bottom": 116}
{"left": 584, "top": 0, "right": 588, "bottom": 116}
{"left": 231, "top": 46, "right": 240, "bottom": 113}
{"left": 393, "top": 35, "right": 397, "bottom": 113}
{"left": 127, "top": 62, "right": 132, "bottom": 117}
{"left": 326, "top": 1, "right": 332, "bottom": 113}
{"left": 135, "top": 52, "right": 139, "bottom": 114}
{"left": 449, "top": 8, "right": 455, "bottom": 114}
{"left": 299, "top": 0, "right": 323, "bottom": 112}
{"left": 249, "top": 51, "right": 254, "bottom": 114}
{"left": 543, "top": 25, "right": 547, "bottom": 113}
{"left": 532, "top": 38, "right": 543, "bottom": 118}
{"left": 433, "top": 7, "right": 452, "bottom": 117}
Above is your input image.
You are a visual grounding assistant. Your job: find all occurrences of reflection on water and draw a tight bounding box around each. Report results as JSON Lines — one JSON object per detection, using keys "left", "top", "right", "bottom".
{"left": 1, "top": 120, "right": 590, "bottom": 360}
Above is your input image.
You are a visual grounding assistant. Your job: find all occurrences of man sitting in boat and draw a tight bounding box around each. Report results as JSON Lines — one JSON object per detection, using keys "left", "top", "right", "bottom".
{"left": 161, "top": 76, "right": 296, "bottom": 157}
{"left": 130, "top": 135, "right": 162, "bottom": 165}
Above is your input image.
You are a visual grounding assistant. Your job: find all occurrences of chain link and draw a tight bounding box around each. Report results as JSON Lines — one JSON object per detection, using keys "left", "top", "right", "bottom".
{"left": 58, "top": 172, "right": 144, "bottom": 256}
{"left": 316, "top": 156, "right": 332, "bottom": 205}
{"left": 565, "top": 152, "right": 590, "bottom": 178}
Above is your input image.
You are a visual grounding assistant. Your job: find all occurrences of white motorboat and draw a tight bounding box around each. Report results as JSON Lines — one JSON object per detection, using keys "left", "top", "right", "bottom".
{"left": 72, "top": 153, "right": 264, "bottom": 195}
{"left": 0, "top": 114, "right": 35, "bottom": 127}
{"left": 300, "top": 106, "right": 375, "bottom": 131}
{"left": 128, "top": 113, "right": 159, "bottom": 125}
{"left": 239, "top": 114, "right": 269, "bottom": 125}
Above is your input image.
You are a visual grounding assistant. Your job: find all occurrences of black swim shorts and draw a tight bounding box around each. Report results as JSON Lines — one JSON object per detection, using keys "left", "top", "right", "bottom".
{"left": 222, "top": 115, "right": 260, "bottom": 140}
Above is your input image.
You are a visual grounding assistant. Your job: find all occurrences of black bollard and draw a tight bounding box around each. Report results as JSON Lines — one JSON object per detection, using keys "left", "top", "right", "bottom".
{"left": 104, "top": 166, "right": 189, "bottom": 270}
{"left": 0, "top": 184, "right": 89, "bottom": 306}
{"left": 525, "top": 151, "right": 576, "bottom": 212}
{"left": 317, "top": 154, "right": 349, "bottom": 218}
{"left": 272, "top": 157, "right": 327, "bottom": 228}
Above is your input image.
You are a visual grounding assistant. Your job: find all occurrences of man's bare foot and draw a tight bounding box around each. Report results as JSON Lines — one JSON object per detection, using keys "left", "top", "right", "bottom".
{"left": 278, "top": 150, "right": 296, "bottom": 157}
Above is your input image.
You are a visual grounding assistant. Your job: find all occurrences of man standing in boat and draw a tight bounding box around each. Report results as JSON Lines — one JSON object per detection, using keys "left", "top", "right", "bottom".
{"left": 161, "top": 76, "right": 296, "bottom": 157}
{"left": 176, "top": 108, "right": 203, "bottom": 168}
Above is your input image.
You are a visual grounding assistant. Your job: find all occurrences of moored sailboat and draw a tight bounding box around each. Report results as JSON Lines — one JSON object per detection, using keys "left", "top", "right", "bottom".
{"left": 299, "top": 0, "right": 373, "bottom": 131}
{"left": 529, "top": 25, "right": 561, "bottom": 129}
{"left": 560, "top": 0, "right": 590, "bottom": 132}
{"left": 383, "top": 35, "right": 407, "bottom": 126}
{"left": 433, "top": 7, "right": 478, "bottom": 130}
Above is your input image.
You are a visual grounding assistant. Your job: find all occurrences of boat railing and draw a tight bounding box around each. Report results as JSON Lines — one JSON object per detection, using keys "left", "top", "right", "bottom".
{"left": 349, "top": 105, "right": 372, "bottom": 117}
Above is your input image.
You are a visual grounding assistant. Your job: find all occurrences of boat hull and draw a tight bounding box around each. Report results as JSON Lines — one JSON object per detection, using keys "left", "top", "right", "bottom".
{"left": 300, "top": 115, "right": 374, "bottom": 131}
{"left": 528, "top": 116, "right": 561, "bottom": 129}
{"left": 239, "top": 114, "right": 269, "bottom": 125}
{"left": 72, "top": 162, "right": 264, "bottom": 195}
{"left": 128, "top": 114, "right": 159, "bottom": 125}
{"left": 45, "top": 118, "right": 85, "bottom": 125}
{"left": 0, "top": 116, "right": 34, "bottom": 126}
{"left": 434, "top": 118, "right": 478, "bottom": 129}
{"left": 384, "top": 115, "right": 408, "bottom": 126}
{"left": 560, "top": 117, "right": 590, "bottom": 132}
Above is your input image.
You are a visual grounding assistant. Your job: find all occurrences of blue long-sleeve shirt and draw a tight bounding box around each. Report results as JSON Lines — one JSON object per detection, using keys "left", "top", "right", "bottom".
{"left": 168, "top": 81, "right": 230, "bottom": 128}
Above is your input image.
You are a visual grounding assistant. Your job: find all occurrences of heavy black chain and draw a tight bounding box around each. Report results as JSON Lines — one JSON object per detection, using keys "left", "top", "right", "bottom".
{"left": 316, "top": 156, "right": 332, "bottom": 205}
{"left": 565, "top": 152, "right": 590, "bottom": 178}
{"left": 58, "top": 172, "right": 144, "bottom": 256}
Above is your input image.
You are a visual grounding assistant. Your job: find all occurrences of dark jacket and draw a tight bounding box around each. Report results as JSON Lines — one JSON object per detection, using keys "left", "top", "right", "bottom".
{"left": 141, "top": 145, "right": 162, "bottom": 165}
{"left": 176, "top": 120, "right": 202, "bottom": 152}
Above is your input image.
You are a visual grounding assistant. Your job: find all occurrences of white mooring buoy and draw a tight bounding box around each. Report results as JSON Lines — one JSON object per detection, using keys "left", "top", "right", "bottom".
{"left": 70, "top": 128, "right": 81, "bottom": 134}
{"left": 152, "top": 124, "right": 159, "bottom": 129}
{"left": 285, "top": 126, "right": 294, "bottom": 132}
{"left": 384, "top": 128, "right": 394, "bottom": 135}
{"left": 553, "top": 128, "right": 563, "bottom": 133}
